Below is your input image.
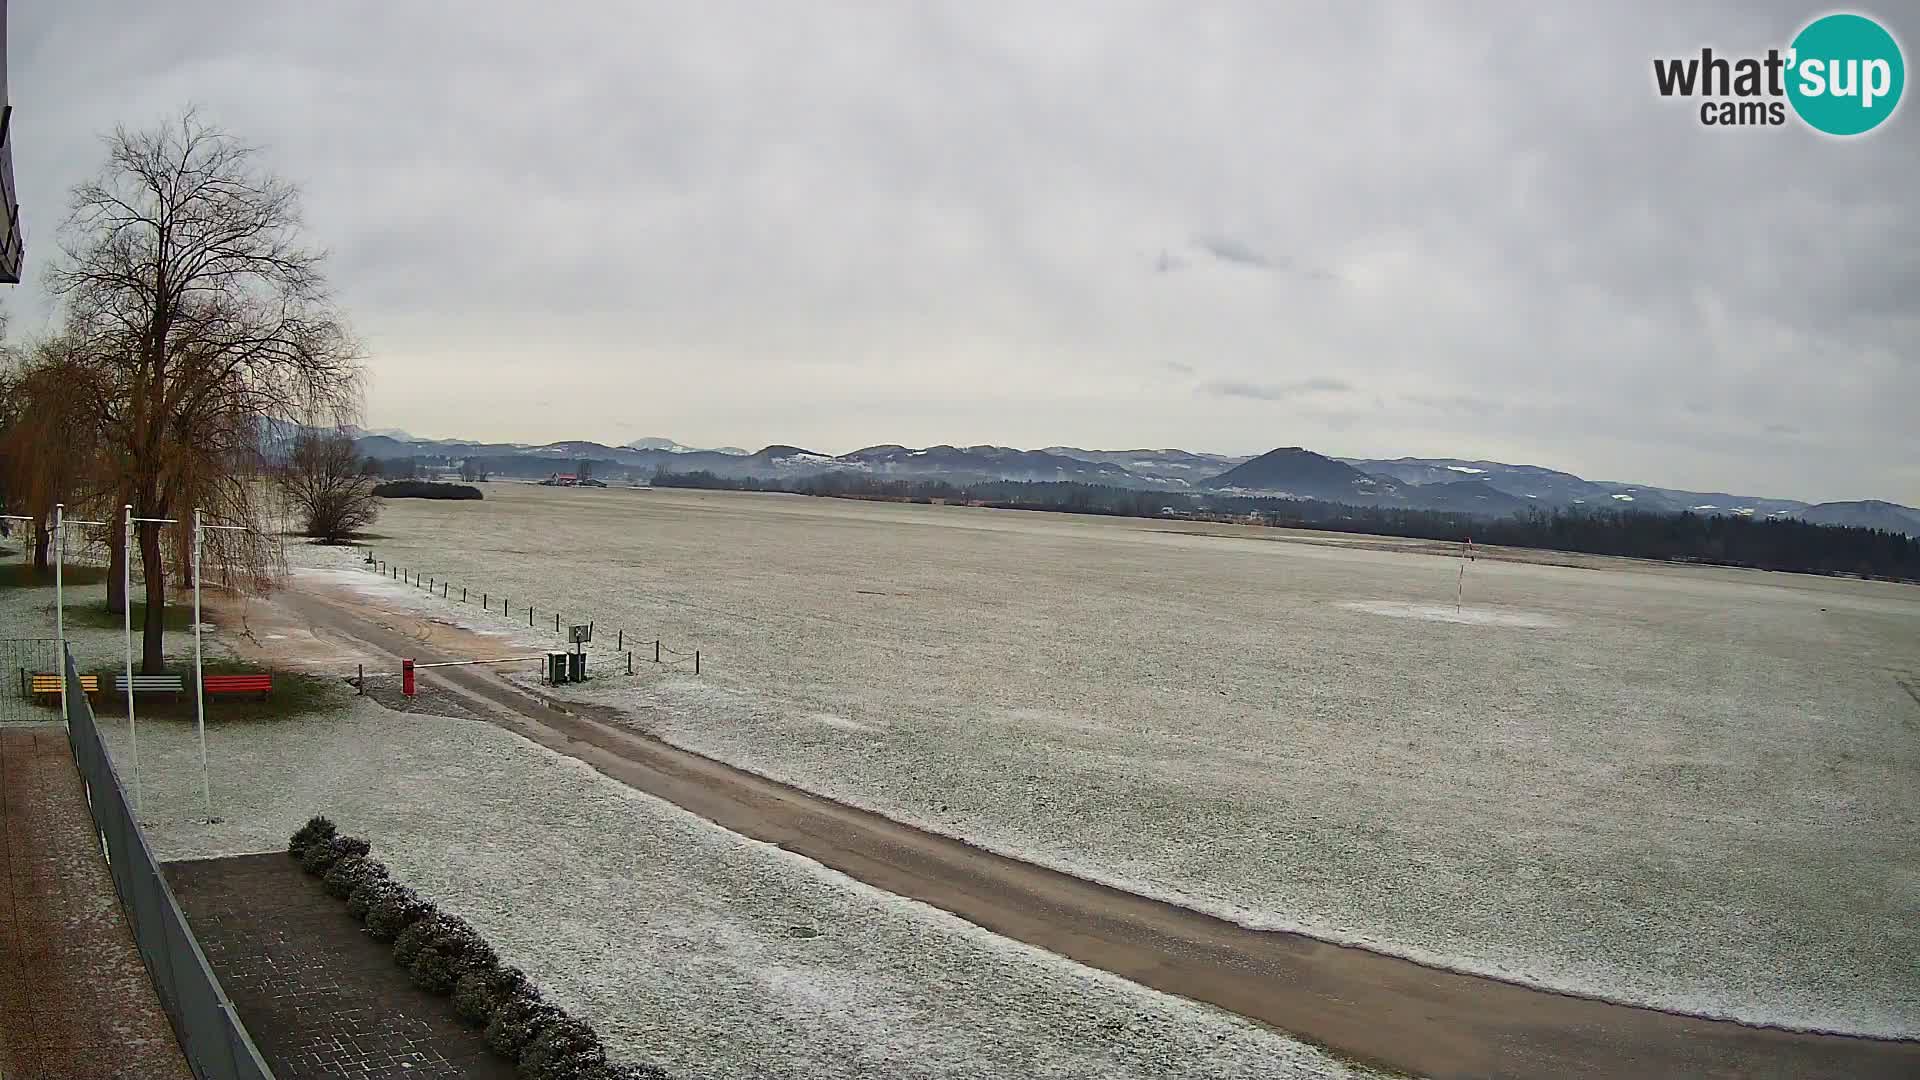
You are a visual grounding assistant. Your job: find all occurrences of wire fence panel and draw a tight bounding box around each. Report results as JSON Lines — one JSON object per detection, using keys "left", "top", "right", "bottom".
{"left": 64, "top": 649, "right": 277, "bottom": 1080}
{"left": 1, "top": 637, "right": 62, "bottom": 722}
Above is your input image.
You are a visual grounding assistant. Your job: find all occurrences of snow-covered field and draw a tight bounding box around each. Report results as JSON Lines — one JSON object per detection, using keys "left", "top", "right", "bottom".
{"left": 2, "top": 559, "right": 1378, "bottom": 1077}
{"left": 89, "top": 695, "right": 1375, "bottom": 1080}
{"left": 291, "top": 484, "right": 1920, "bottom": 1037}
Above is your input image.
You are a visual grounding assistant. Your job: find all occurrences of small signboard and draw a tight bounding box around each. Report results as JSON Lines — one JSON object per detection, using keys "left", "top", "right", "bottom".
{"left": 568, "top": 624, "right": 593, "bottom": 644}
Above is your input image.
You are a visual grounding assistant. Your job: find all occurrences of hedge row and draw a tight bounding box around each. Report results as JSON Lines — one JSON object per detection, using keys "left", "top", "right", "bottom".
{"left": 289, "top": 816, "right": 665, "bottom": 1080}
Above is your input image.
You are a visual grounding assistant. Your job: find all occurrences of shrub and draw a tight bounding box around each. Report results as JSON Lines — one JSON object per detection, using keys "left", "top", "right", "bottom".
{"left": 392, "top": 913, "right": 442, "bottom": 968}
{"left": 455, "top": 965, "right": 530, "bottom": 1027}
{"left": 485, "top": 989, "right": 561, "bottom": 1061}
{"left": 301, "top": 833, "right": 370, "bottom": 876}
{"left": 323, "top": 854, "right": 388, "bottom": 900}
{"left": 347, "top": 877, "right": 399, "bottom": 922}
{"left": 365, "top": 885, "right": 436, "bottom": 942}
{"left": 287, "top": 815, "right": 336, "bottom": 859}
{"left": 518, "top": 1013, "right": 607, "bottom": 1080}
{"left": 405, "top": 915, "right": 498, "bottom": 995}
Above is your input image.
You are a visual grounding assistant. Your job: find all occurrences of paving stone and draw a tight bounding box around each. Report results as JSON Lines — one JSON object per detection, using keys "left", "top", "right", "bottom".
{"left": 0, "top": 727, "right": 191, "bottom": 1080}
{"left": 167, "top": 853, "right": 517, "bottom": 1079}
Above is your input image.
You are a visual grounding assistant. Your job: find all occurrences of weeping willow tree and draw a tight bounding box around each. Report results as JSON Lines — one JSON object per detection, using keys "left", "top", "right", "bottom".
{"left": 0, "top": 337, "right": 116, "bottom": 574}
{"left": 47, "top": 109, "right": 360, "bottom": 671}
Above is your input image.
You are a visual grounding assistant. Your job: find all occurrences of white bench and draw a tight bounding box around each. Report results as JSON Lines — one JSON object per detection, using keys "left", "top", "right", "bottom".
{"left": 114, "top": 673, "right": 186, "bottom": 697}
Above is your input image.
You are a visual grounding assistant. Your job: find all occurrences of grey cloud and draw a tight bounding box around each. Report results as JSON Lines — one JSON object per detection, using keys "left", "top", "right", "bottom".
{"left": 7, "top": 1, "right": 1914, "bottom": 504}
{"left": 1403, "top": 394, "right": 1505, "bottom": 418}
{"left": 1194, "top": 234, "right": 1273, "bottom": 270}
{"left": 1203, "top": 377, "right": 1353, "bottom": 401}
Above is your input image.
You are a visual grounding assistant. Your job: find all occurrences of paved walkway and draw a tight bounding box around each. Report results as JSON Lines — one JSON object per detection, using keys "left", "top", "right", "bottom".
{"left": 167, "top": 853, "right": 516, "bottom": 1079}
{"left": 0, "top": 723, "right": 191, "bottom": 1079}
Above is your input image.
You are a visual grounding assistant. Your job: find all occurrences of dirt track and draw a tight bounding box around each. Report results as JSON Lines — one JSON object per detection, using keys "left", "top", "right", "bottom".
{"left": 257, "top": 577, "right": 1920, "bottom": 1080}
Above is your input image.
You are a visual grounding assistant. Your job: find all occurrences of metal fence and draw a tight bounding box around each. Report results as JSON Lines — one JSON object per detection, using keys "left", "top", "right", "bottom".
{"left": 63, "top": 649, "right": 277, "bottom": 1080}
{"left": 1, "top": 637, "right": 61, "bottom": 722}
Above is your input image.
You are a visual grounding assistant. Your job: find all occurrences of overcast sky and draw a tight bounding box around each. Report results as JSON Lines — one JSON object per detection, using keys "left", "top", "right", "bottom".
{"left": 7, "top": 2, "right": 1916, "bottom": 503}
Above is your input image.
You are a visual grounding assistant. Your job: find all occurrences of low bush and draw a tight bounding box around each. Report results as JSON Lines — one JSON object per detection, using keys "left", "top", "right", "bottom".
{"left": 401, "top": 914, "right": 498, "bottom": 994}
{"left": 455, "top": 965, "right": 530, "bottom": 1027}
{"left": 287, "top": 815, "right": 337, "bottom": 859}
{"left": 485, "top": 989, "right": 562, "bottom": 1061}
{"left": 301, "top": 833, "right": 370, "bottom": 876}
{"left": 323, "top": 854, "right": 388, "bottom": 900}
{"left": 393, "top": 912, "right": 443, "bottom": 968}
{"left": 347, "top": 876, "right": 399, "bottom": 922}
{"left": 517, "top": 1013, "right": 607, "bottom": 1080}
{"left": 365, "top": 884, "right": 437, "bottom": 942}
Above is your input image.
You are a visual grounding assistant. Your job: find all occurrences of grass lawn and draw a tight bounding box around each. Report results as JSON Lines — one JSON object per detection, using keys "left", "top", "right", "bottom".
{"left": 0, "top": 563, "right": 111, "bottom": 589}
{"left": 63, "top": 599, "right": 194, "bottom": 633}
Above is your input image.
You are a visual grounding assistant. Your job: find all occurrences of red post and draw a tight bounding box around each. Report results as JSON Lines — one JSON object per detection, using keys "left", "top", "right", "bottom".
{"left": 402, "top": 658, "right": 416, "bottom": 697}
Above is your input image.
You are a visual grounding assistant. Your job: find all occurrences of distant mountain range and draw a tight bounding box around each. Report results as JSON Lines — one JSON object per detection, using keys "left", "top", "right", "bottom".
{"left": 348, "top": 431, "right": 1920, "bottom": 535}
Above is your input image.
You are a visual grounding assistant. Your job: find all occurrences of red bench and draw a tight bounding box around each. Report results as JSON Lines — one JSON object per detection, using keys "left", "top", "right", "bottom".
{"left": 203, "top": 673, "right": 273, "bottom": 700}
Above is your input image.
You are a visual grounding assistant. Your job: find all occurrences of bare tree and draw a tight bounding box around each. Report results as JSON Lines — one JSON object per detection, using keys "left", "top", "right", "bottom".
{"left": 278, "top": 428, "right": 379, "bottom": 543}
{"left": 48, "top": 109, "right": 361, "bottom": 671}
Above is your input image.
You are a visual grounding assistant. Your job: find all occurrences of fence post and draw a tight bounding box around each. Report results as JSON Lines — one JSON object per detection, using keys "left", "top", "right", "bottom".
{"left": 695, "top": 651, "right": 700, "bottom": 676}
{"left": 463, "top": 587, "right": 467, "bottom": 602}
{"left": 627, "top": 651, "right": 633, "bottom": 676}
{"left": 528, "top": 607, "right": 533, "bottom": 626}
{"left": 617, "top": 629, "right": 623, "bottom": 651}
{"left": 555, "top": 612, "right": 560, "bottom": 633}
{"left": 655, "top": 640, "right": 661, "bottom": 664}
{"left": 358, "top": 663, "right": 364, "bottom": 696}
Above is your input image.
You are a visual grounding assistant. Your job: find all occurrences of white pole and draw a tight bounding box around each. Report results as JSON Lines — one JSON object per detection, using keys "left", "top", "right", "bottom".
{"left": 54, "top": 503, "right": 66, "bottom": 723}
{"left": 124, "top": 504, "right": 141, "bottom": 818}
{"left": 193, "top": 507, "right": 211, "bottom": 824}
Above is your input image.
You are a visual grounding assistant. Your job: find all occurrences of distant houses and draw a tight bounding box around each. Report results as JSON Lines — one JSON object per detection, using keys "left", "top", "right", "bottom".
{"left": 540, "top": 472, "right": 606, "bottom": 488}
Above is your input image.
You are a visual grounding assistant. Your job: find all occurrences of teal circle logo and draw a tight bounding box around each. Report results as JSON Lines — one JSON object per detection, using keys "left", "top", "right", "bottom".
{"left": 1787, "top": 13, "right": 1905, "bottom": 135}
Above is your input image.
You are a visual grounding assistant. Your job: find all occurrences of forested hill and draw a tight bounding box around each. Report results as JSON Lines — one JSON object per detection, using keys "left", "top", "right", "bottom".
{"left": 652, "top": 471, "right": 1920, "bottom": 582}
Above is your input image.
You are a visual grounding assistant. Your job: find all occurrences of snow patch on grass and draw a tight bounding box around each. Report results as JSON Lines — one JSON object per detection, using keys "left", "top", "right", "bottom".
{"left": 1337, "top": 600, "right": 1563, "bottom": 628}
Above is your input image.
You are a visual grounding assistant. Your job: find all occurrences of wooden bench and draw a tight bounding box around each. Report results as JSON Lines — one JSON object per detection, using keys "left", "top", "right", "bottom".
{"left": 203, "top": 673, "right": 272, "bottom": 701}
{"left": 114, "top": 673, "right": 186, "bottom": 698}
{"left": 28, "top": 673, "right": 100, "bottom": 704}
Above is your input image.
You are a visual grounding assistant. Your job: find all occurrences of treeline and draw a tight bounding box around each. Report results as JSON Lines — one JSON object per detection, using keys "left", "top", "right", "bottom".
{"left": 371, "top": 481, "right": 483, "bottom": 501}
{"left": 652, "top": 471, "right": 1920, "bottom": 581}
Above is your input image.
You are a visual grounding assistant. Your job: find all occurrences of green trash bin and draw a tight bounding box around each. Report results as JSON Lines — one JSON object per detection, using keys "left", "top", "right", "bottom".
{"left": 546, "top": 651, "right": 569, "bottom": 685}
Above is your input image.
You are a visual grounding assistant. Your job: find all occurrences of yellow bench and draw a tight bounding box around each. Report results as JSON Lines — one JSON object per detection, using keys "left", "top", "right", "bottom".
{"left": 28, "top": 673, "right": 99, "bottom": 704}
